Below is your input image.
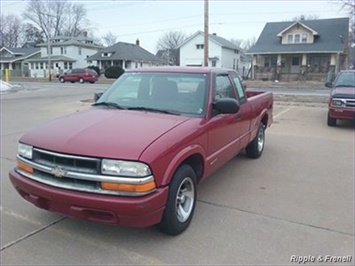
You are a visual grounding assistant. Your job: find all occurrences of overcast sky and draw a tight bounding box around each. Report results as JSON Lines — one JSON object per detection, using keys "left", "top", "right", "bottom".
{"left": 1, "top": 0, "right": 350, "bottom": 53}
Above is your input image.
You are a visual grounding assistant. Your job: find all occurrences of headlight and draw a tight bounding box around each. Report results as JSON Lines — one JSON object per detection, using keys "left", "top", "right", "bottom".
{"left": 18, "top": 143, "right": 33, "bottom": 159}
{"left": 101, "top": 159, "right": 151, "bottom": 177}
{"left": 331, "top": 99, "right": 344, "bottom": 107}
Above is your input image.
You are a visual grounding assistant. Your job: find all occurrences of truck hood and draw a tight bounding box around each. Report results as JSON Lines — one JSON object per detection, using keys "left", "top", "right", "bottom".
{"left": 20, "top": 108, "right": 190, "bottom": 160}
{"left": 332, "top": 87, "right": 355, "bottom": 98}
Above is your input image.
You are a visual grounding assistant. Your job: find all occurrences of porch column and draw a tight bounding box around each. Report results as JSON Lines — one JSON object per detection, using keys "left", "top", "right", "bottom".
{"left": 335, "top": 53, "right": 340, "bottom": 74}
{"left": 300, "top": 54, "right": 308, "bottom": 79}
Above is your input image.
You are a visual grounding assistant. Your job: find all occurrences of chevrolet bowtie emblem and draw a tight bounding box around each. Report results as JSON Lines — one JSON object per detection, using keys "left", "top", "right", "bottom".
{"left": 51, "top": 167, "right": 66, "bottom": 178}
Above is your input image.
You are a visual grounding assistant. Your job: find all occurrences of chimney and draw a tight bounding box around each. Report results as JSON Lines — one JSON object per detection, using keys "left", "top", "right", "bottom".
{"left": 136, "top": 38, "right": 140, "bottom": 46}
{"left": 212, "top": 33, "right": 217, "bottom": 36}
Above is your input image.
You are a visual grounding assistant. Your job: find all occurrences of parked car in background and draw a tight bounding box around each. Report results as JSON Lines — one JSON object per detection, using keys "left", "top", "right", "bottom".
{"left": 58, "top": 68, "right": 98, "bottom": 84}
{"left": 9, "top": 67, "right": 273, "bottom": 235}
{"left": 325, "top": 70, "right": 355, "bottom": 126}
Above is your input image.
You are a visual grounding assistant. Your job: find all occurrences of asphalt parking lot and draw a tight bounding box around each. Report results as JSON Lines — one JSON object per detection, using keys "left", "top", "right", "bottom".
{"left": 1, "top": 84, "right": 354, "bottom": 265}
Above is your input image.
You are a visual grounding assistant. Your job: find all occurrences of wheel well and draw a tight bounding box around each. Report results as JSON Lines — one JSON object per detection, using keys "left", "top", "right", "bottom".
{"left": 261, "top": 114, "right": 268, "bottom": 127}
{"left": 180, "top": 154, "right": 204, "bottom": 183}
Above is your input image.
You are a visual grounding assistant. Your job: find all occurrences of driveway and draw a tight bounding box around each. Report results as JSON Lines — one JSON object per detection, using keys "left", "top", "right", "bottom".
{"left": 1, "top": 84, "right": 353, "bottom": 265}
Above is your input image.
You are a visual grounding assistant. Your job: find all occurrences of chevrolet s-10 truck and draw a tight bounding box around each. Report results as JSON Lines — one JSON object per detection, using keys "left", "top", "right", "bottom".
{"left": 325, "top": 70, "right": 355, "bottom": 127}
{"left": 9, "top": 67, "right": 273, "bottom": 235}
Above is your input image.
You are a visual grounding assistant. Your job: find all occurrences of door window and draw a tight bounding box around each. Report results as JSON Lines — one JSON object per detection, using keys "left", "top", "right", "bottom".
{"left": 214, "top": 75, "right": 235, "bottom": 100}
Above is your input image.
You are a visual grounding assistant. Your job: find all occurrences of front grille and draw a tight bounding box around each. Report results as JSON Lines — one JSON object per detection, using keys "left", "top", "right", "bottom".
{"left": 33, "top": 148, "right": 100, "bottom": 174}
{"left": 345, "top": 99, "right": 355, "bottom": 107}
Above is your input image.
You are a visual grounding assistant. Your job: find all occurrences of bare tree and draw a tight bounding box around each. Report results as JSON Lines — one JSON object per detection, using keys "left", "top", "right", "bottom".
{"left": 102, "top": 32, "right": 118, "bottom": 46}
{"left": 156, "top": 31, "right": 187, "bottom": 51}
{"left": 230, "top": 38, "right": 243, "bottom": 48}
{"left": 230, "top": 37, "right": 256, "bottom": 52}
{"left": 156, "top": 31, "right": 187, "bottom": 65}
{"left": 0, "top": 14, "right": 23, "bottom": 47}
{"left": 21, "top": 23, "right": 45, "bottom": 45}
{"left": 22, "top": 0, "right": 89, "bottom": 38}
{"left": 334, "top": 0, "right": 355, "bottom": 68}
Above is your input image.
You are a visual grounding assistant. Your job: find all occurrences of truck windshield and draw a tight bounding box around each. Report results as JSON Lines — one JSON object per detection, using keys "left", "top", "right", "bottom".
{"left": 96, "top": 72, "right": 208, "bottom": 117}
{"left": 334, "top": 72, "right": 355, "bottom": 88}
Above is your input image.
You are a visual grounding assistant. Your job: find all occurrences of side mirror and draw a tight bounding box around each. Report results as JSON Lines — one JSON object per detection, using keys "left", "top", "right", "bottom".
{"left": 94, "top": 92, "right": 103, "bottom": 102}
{"left": 213, "top": 98, "right": 240, "bottom": 114}
{"left": 325, "top": 81, "right": 333, "bottom": 88}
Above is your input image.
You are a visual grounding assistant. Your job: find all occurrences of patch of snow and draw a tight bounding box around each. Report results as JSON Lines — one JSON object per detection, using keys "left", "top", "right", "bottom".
{"left": 0, "top": 80, "right": 13, "bottom": 92}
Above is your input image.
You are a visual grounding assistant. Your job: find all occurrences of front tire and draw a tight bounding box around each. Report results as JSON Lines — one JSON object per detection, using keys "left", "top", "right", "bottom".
{"left": 158, "top": 164, "right": 197, "bottom": 235}
{"left": 246, "top": 122, "right": 265, "bottom": 159}
{"left": 79, "top": 78, "right": 84, "bottom": 84}
{"left": 59, "top": 77, "right": 65, "bottom": 83}
{"left": 327, "top": 113, "right": 336, "bottom": 127}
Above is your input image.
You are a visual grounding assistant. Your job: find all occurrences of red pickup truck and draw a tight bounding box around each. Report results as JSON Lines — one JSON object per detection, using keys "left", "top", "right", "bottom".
{"left": 9, "top": 67, "right": 273, "bottom": 235}
{"left": 326, "top": 70, "right": 355, "bottom": 126}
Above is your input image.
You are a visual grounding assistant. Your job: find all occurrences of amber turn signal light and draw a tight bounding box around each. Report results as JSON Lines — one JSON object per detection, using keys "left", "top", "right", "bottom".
{"left": 17, "top": 161, "right": 34, "bottom": 173}
{"left": 101, "top": 181, "right": 156, "bottom": 192}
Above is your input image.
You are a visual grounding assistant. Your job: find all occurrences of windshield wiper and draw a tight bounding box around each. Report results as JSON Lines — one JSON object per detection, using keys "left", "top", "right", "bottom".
{"left": 92, "top": 102, "right": 126, "bottom": 109}
{"left": 127, "top": 106, "right": 180, "bottom": 115}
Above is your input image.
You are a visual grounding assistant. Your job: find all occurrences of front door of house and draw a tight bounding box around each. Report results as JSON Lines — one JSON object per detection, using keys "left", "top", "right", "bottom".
{"left": 291, "top": 56, "right": 300, "bottom": 73}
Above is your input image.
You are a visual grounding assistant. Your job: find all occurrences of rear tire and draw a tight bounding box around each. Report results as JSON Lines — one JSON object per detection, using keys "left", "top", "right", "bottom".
{"left": 246, "top": 122, "right": 265, "bottom": 159}
{"left": 79, "top": 78, "right": 84, "bottom": 84}
{"left": 158, "top": 164, "right": 197, "bottom": 236}
{"left": 327, "top": 113, "right": 336, "bottom": 127}
{"left": 59, "top": 77, "right": 65, "bottom": 83}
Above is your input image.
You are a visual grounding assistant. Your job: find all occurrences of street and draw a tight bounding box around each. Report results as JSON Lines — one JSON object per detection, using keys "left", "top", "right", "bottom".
{"left": 1, "top": 83, "right": 354, "bottom": 265}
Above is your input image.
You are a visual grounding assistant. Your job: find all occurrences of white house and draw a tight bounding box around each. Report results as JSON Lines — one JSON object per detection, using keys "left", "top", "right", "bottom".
{"left": 179, "top": 31, "right": 242, "bottom": 70}
{"left": 25, "top": 36, "right": 103, "bottom": 78}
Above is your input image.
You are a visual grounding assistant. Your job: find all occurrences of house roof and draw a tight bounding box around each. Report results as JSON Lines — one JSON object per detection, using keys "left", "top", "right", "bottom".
{"left": 178, "top": 31, "right": 241, "bottom": 50}
{"left": 248, "top": 17, "right": 349, "bottom": 54}
{"left": 276, "top": 21, "right": 319, "bottom": 37}
{"left": 37, "top": 36, "right": 103, "bottom": 49}
{"left": 87, "top": 42, "right": 163, "bottom": 62}
{"left": 0, "top": 47, "right": 40, "bottom": 62}
{"left": 25, "top": 55, "right": 76, "bottom": 62}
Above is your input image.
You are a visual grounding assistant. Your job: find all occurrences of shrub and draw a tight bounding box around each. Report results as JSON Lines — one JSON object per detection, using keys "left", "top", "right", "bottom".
{"left": 104, "top": 66, "right": 125, "bottom": 79}
{"left": 87, "top": 65, "right": 100, "bottom": 76}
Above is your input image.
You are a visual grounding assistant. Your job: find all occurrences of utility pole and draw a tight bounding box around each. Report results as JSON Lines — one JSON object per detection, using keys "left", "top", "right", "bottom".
{"left": 204, "top": 0, "right": 209, "bottom": 67}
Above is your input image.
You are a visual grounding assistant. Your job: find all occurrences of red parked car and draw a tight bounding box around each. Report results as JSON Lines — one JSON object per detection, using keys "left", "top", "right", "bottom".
{"left": 10, "top": 67, "right": 273, "bottom": 235}
{"left": 326, "top": 70, "right": 355, "bottom": 126}
{"left": 59, "top": 68, "right": 98, "bottom": 84}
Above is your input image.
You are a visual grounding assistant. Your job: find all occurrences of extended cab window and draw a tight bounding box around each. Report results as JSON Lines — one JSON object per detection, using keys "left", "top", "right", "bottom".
{"left": 229, "top": 72, "right": 246, "bottom": 104}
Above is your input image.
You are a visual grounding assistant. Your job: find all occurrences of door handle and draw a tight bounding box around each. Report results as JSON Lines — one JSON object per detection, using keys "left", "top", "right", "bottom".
{"left": 236, "top": 113, "right": 242, "bottom": 120}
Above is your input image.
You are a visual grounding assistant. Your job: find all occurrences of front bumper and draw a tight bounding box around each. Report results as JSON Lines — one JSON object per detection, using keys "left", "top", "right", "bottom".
{"left": 9, "top": 169, "right": 168, "bottom": 227}
{"left": 329, "top": 107, "right": 355, "bottom": 120}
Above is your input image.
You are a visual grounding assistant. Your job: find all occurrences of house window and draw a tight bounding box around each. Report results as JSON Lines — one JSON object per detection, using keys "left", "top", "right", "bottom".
{"left": 102, "top": 52, "right": 108, "bottom": 57}
{"left": 60, "top": 47, "right": 64, "bottom": 54}
{"left": 234, "top": 49, "right": 239, "bottom": 54}
{"left": 302, "top": 33, "right": 307, "bottom": 43}
{"left": 78, "top": 47, "right": 82, "bottom": 55}
{"left": 40, "top": 62, "right": 44, "bottom": 69}
{"left": 35, "top": 63, "right": 39, "bottom": 69}
{"left": 135, "top": 62, "right": 138, "bottom": 68}
{"left": 140, "top": 62, "right": 143, "bottom": 67}
{"left": 196, "top": 44, "right": 204, "bottom": 49}
{"left": 64, "top": 62, "right": 68, "bottom": 69}
{"left": 287, "top": 34, "right": 293, "bottom": 43}
{"left": 69, "top": 62, "right": 73, "bottom": 69}
{"left": 212, "top": 60, "right": 216, "bottom": 67}
{"left": 294, "top": 34, "right": 301, "bottom": 43}
{"left": 264, "top": 56, "right": 277, "bottom": 67}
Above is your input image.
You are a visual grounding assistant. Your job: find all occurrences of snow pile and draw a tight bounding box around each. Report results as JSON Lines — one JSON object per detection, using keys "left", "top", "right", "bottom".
{"left": 0, "top": 80, "right": 12, "bottom": 92}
